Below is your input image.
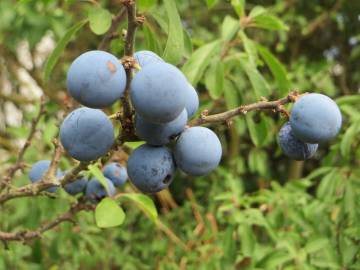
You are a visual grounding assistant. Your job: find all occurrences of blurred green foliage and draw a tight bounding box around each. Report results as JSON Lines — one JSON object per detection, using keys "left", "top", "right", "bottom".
{"left": 0, "top": 0, "right": 359, "bottom": 269}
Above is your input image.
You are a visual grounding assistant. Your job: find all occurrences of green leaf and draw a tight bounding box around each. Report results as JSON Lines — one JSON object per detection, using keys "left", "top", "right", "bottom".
{"left": 238, "top": 223, "right": 255, "bottom": 257}
{"left": 88, "top": 164, "right": 110, "bottom": 194}
{"left": 249, "top": 6, "right": 266, "bottom": 18}
{"left": 304, "top": 237, "right": 330, "bottom": 254}
{"left": 138, "top": 0, "right": 156, "bottom": 12}
{"left": 162, "top": 0, "right": 184, "bottom": 64}
{"left": 183, "top": 29, "right": 193, "bottom": 58}
{"left": 221, "top": 16, "right": 240, "bottom": 42}
{"left": 222, "top": 227, "right": 236, "bottom": 261}
{"left": 252, "top": 15, "right": 289, "bottom": 31}
{"left": 224, "top": 80, "right": 240, "bottom": 109}
{"left": 257, "top": 44, "right": 291, "bottom": 96}
{"left": 231, "top": 0, "right": 246, "bottom": 18}
{"left": 143, "top": 24, "right": 162, "bottom": 55}
{"left": 43, "top": 20, "right": 87, "bottom": 82}
{"left": 336, "top": 95, "right": 360, "bottom": 105}
{"left": 241, "top": 59, "right": 270, "bottom": 98}
{"left": 95, "top": 198, "right": 125, "bottom": 228}
{"left": 206, "top": 0, "right": 218, "bottom": 9}
{"left": 124, "top": 141, "right": 145, "bottom": 150}
{"left": 246, "top": 115, "right": 269, "bottom": 147}
{"left": 340, "top": 121, "right": 360, "bottom": 157}
{"left": 88, "top": 7, "right": 112, "bottom": 35}
{"left": 205, "top": 59, "right": 224, "bottom": 99}
{"left": 182, "top": 40, "right": 221, "bottom": 85}
{"left": 257, "top": 250, "right": 293, "bottom": 268}
{"left": 121, "top": 193, "right": 158, "bottom": 221}
{"left": 239, "top": 31, "right": 258, "bottom": 66}
{"left": 316, "top": 170, "right": 341, "bottom": 201}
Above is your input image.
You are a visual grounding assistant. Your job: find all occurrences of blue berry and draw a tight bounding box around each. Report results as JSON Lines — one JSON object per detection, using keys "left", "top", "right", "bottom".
{"left": 279, "top": 122, "right": 318, "bottom": 160}
{"left": 290, "top": 93, "right": 342, "bottom": 143}
{"left": 130, "top": 62, "right": 187, "bottom": 123}
{"left": 174, "top": 127, "right": 222, "bottom": 176}
{"left": 67, "top": 50, "right": 126, "bottom": 108}
{"left": 60, "top": 107, "right": 114, "bottom": 161}
{"left": 85, "top": 177, "right": 116, "bottom": 203}
{"left": 103, "top": 163, "right": 128, "bottom": 187}
{"left": 134, "top": 50, "right": 164, "bottom": 68}
{"left": 135, "top": 109, "right": 188, "bottom": 146}
{"left": 29, "top": 160, "right": 63, "bottom": 193}
{"left": 127, "top": 144, "right": 176, "bottom": 193}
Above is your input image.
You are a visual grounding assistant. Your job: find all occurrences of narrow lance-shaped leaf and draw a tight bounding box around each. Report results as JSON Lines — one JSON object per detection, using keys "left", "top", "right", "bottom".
{"left": 182, "top": 40, "right": 222, "bottom": 85}
{"left": 162, "top": 0, "right": 184, "bottom": 64}
{"left": 257, "top": 44, "right": 291, "bottom": 96}
{"left": 205, "top": 58, "right": 224, "bottom": 99}
{"left": 43, "top": 20, "right": 87, "bottom": 82}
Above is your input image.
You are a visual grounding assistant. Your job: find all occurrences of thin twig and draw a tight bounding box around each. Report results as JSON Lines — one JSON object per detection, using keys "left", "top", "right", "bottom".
{"left": 0, "top": 162, "right": 90, "bottom": 204}
{"left": 0, "top": 202, "right": 94, "bottom": 242}
{"left": 190, "top": 91, "right": 300, "bottom": 126}
{"left": 0, "top": 99, "right": 46, "bottom": 190}
{"left": 119, "top": 0, "right": 144, "bottom": 142}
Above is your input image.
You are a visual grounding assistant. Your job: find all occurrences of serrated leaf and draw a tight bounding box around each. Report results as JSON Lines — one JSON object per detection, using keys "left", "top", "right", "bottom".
{"left": 95, "top": 198, "right": 125, "bottom": 228}
{"left": 221, "top": 16, "right": 240, "bottom": 42}
{"left": 121, "top": 193, "right": 158, "bottom": 221}
{"left": 252, "top": 14, "right": 289, "bottom": 31}
{"left": 205, "top": 59, "right": 224, "bottom": 99}
{"left": 257, "top": 44, "right": 291, "bottom": 96}
{"left": 182, "top": 40, "right": 221, "bottom": 85}
{"left": 162, "top": 0, "right": 184, "bottom": 64}
{"left": 43, "top": 20, "right": 87, "bottom": 82}
{"left": 88, "top": 164, "right": 110, "bottom": 194}
{"left": 88, "top": 7, "right": 112, "bottom": 35}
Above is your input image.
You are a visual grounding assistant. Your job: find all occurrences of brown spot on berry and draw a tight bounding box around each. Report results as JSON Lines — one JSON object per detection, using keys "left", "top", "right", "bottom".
{"left": 107, "top": 61, "right": 117, "bottom": 73}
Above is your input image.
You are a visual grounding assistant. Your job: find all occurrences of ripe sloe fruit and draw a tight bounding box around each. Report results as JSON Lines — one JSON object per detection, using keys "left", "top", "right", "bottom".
{"left": 184, "top": 84, "right": 199, "bottom": 118}
{"left": 85, "top": 177, "right": 116, "bottom": 203}
{"left": 127, "top": 144, "right": 176, "bottom": 193}
{"left": 60, "top": 107, "right": 114, "bottom": 161}
{"left": 130, "top": 62, "right": 187, "bottom": 123}
{"left": 29, "top": 160, "right": 62, "bottom": 193}
{"left": 279, "top": 122, "right": 318, "bottom": 160}
{"left": 135, "top": 109, "right": 188, "bottom": 146}
{"left": 290, "top": 93, "right": 342, "bottom": 143}
{"left": 67, "top": 50, "right": 126, "bottom": 108}
{"left": 134, "top": 50, "right": 164, "bottom": 67}
{"left": 64, "top": 176, "right": 88, "bottom": 195}
{"left": 103, "top": 163, "right": 128, "bottom": 187}
{"left": 174, "top": 127, "right": 222, "bottom": 176}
